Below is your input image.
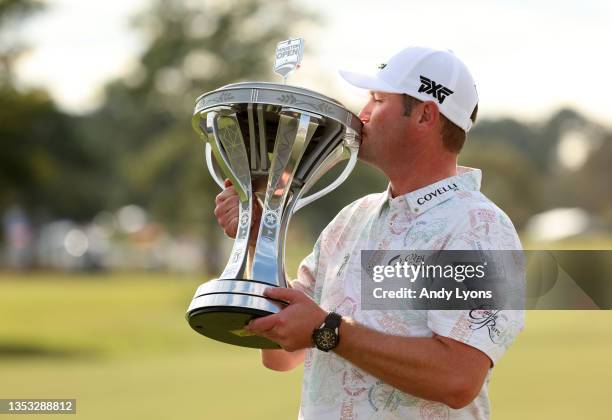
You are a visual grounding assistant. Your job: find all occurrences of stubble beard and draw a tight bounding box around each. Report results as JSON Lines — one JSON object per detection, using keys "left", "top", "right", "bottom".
{"left": 357, "top": 133, "right": 384, "bottom": 170}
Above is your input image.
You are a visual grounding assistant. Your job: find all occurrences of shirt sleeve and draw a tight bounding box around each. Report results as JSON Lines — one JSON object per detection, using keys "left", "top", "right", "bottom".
{"left": 427, "top": 309, "right": 524, "bottom": 366}
{"left": 290, "top": 235, "right": 322, "bottom": 301}
{"left": 427, "top": 203, "right": 525, "bottom": 366}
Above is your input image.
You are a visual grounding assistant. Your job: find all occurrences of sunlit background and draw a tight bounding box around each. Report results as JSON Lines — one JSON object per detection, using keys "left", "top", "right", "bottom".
{"left": 1, "top": 0, "right": 611, "bottom": 419}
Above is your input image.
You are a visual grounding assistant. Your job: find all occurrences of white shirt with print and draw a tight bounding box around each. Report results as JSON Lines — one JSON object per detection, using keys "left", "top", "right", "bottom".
{"left": 292, "top": 166, "right": 524, "bottom": 420}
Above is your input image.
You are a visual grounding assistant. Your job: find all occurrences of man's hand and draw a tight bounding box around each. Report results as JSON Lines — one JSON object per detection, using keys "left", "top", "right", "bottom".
{"left": 246, "top": 287, "right": 327, "bottom": 352}
{"left": 213, "top": 179, "right": 261, "bottom": 244}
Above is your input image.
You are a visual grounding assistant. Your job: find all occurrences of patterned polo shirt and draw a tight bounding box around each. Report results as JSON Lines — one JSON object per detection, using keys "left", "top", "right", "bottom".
{"left": 292, "top": 166, "right": 524, "bottom": 420}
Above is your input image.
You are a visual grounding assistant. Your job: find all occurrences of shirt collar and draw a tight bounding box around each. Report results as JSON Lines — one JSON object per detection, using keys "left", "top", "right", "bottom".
{"left": 378, "top": 166, "right": 482, "bottom": 215}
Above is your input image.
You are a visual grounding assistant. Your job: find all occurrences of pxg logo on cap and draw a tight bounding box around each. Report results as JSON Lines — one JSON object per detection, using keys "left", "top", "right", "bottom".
{"left": 418, "top": 76, "right": 454, "bottom": 104}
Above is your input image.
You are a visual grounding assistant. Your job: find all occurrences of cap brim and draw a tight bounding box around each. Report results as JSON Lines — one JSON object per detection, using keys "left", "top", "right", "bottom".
{"left": 338, "top": 69, "right": 402, "bottom": 94}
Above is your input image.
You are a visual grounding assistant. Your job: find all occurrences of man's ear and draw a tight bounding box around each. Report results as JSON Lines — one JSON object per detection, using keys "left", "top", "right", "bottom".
{"left": 416, "top": 101, "right": 440, "bottom": 132}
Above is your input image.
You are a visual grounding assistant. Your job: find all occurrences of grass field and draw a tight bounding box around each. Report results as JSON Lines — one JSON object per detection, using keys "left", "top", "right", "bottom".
{"left": 1, "top": 272, "right": 611, "bottom": 419}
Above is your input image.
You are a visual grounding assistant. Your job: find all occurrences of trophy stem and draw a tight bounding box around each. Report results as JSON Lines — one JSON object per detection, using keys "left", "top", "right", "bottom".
{"left": 251, "top": 111, "right": 320, "bottom": 286}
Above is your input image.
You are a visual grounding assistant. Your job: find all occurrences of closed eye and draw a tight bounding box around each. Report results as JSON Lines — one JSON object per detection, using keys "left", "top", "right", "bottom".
{"left": 369, "top": 91, "right": 384, "bottom": 103}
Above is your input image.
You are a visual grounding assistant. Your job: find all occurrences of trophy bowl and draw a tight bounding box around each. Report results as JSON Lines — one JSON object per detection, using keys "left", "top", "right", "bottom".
{"left": 186, "top": 82, "right": 361, "bottom": 348}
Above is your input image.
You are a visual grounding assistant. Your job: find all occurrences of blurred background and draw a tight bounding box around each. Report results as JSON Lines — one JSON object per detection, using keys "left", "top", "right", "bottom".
{"left": 1, "top": 0, "right": 611, "bottom": 419}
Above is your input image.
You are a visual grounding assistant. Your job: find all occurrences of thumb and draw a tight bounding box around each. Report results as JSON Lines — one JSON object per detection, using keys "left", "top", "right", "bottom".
{"left": 264, "top": 286, "right": 305, "bottom": 303}
{"left": 224, "top": 178, "right": 233, "bottom": 188}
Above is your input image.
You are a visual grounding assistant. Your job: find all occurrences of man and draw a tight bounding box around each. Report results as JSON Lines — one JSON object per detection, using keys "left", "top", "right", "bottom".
{"left": 214, "top": 46, "right": 524, "bottom": 419}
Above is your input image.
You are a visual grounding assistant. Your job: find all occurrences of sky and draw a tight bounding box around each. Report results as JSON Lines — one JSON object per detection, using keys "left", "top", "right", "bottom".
{"left": 14, "top": 0, "right": 612, "bottom": 126}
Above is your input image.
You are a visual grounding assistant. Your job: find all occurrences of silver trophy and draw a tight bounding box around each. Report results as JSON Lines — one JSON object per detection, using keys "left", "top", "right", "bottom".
{"left": 186, "top": 39, "right": 362, "bottom": 348}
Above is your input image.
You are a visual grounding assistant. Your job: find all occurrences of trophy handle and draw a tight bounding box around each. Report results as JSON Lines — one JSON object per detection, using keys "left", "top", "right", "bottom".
{"left": 293, "top": 145, "right": 358, "bottom": 213}
{"left": 195, "top": 111, "right": 226, "bottom": 190}
{"left": 204, "top": 111, "right": 249, "bottom": 203}
{"left": 205, "top": 142, "right": 226, "bottom": 189}
{"left": 277, "top": 137, "right": 358, "bottom": 284}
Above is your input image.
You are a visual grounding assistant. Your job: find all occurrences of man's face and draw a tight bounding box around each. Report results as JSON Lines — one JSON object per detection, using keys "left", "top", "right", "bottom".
{"left": 357, "top": 91, "right": 411, "bottom": 169}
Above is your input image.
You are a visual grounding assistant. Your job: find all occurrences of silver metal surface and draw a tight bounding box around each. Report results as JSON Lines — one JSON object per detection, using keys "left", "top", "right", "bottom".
{"left": 208, "top": 111, "right": 253, "bottom": 279}
{"left": 294, "top": 127, "right": 360, "bottom": 213}
{"left": 189, "top": 293, "right": 284, "bottom": 316}
{"left": 193, "top": 82, "right": 362, "bottom": 133}
{"left": 251, "top": 111, "right": 319, "bottom": 285}
{"left": 188, "top": 279, "right": 285, "bottom": 315}
{"left": 187, "top": 81, "right": 362, "bottom": 348}
{"left": 192, "top": 279, "right": 273, "bottom": 301}
{"left": 257, "top": 104, "right": 269, "bottom": 171}
{"left": 205, "top": 143, "right": 225, "bottom": 189}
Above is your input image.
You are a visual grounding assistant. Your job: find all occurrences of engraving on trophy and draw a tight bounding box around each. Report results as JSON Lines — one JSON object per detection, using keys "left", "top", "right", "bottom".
{"left": 206, "top": 91, "right": 235, "bottom": 106}
{"left": 240, "top": 212, "right": 250, "bottom": 227}
{"left": 263, "top": 211, "right": 278, "bottom": 228}
{"left": 277, "top": 93, "right": 298, "bottom": 105}
{"left": 277, "top": 93, "right": 334, "bottom": 115}
{"left": 260, "top": 210, "right": 279, "bottom": 242}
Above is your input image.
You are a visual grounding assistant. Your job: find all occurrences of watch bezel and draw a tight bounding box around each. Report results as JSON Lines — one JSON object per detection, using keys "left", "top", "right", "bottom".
{"left": 313, "top": 327, "right": 338, "bottom": 351}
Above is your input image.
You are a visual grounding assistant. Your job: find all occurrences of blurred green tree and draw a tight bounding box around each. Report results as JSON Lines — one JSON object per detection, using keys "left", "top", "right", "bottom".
{"left": 463, "top": 109, "right": 612, "bottom": 230}
{"left": 460, "top": 139, "right": 543, "bottom": 229}
{"left": 564, "top": 133, "right": 612, "bottom": 218}
{"left": 0, "top": 0, "right": 105, "bottom": 225}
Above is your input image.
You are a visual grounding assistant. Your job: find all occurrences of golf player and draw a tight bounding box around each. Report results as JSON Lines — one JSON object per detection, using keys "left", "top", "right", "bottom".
{"left": 214, "top": 46, "right": 524, "bottom": 419}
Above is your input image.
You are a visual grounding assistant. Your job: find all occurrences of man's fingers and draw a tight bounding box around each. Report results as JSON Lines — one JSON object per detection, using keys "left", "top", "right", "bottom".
{"left": 215, "top": 184, "right": 238, "bottom": 205}
{"left": 224, "top": 178, "right": 233, "bottom": 188}
{"left": 221, "top": 218, "right": 238, "bottom": 237}
{"left": 247, "top": 313, "right": 280, "bottom": 333}
{"left": 264, "top": 287, "right": 305, "bottom": 303}
{"left": 214, "top": 195, "right": 239, "bottom": 218}
{"left": 214, "top": 197, "right": 239, "bottom": 219}
{"left": 215, "top": 188, "right": 237, "bottom": 205}
{"left": 221, "top": 220, "right": 238, "bottom": 237}
{"left": 224, "top": 207, "right": 239, "bottom": 222}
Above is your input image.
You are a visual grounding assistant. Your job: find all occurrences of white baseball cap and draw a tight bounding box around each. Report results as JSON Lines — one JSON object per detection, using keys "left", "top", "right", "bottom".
{"left": 339, "top": 46, "right": 479, "bottom": 132}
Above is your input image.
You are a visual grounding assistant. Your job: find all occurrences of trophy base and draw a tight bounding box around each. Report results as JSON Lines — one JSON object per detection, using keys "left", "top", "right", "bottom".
{"left": 186, "top": 279, "right": 286, "bottom": 349}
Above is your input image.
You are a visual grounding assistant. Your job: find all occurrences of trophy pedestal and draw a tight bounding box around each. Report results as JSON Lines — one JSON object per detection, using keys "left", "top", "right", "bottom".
{"left": 186, "top": 279, "right": 286, "bottom": 349}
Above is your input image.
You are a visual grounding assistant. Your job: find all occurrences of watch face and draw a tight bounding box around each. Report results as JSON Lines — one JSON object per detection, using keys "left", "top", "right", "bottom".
{"left": 315, "top": 328, "right": 338, "bottom": 351}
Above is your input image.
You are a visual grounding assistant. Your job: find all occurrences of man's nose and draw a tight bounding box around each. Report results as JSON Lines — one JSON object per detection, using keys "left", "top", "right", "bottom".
{"left": 358, "top": 108, "right": 370, "bottom": 123}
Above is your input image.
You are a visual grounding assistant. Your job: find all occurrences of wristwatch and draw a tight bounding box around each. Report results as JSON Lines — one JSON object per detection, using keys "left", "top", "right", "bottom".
{"left": 312, "top": 312, "right": 342, "bottom": 352}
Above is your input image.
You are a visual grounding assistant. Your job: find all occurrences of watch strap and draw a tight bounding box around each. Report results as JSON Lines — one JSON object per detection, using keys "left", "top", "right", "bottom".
{"left": 323, "top": 312, "right": 342, "bottom": 330}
